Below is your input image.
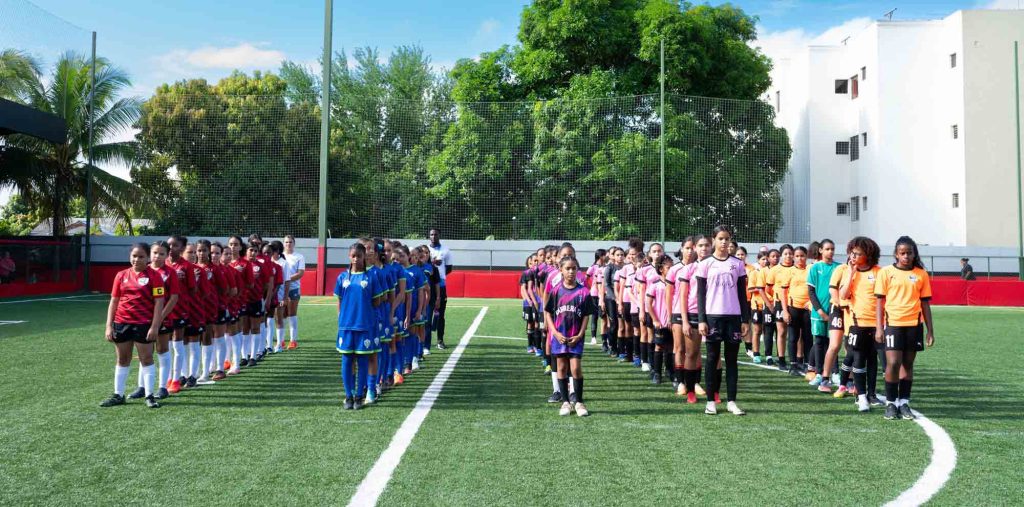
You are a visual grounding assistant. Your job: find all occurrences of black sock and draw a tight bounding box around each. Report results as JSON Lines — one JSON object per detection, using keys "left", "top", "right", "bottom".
{"left": 652, "top": 350, "right": 663, "bottom": 377}
{"left": 545, "top": 354, "right": 552, "bottom": 367}
{"left": 574, "top": 377, "right": 584, "bottom": 403}
{"left": 684, "top": 369, "right": 696, "bottom": 393}
{"left": 674, "top": 366, "right": 683, "bottom": 384}
{"left": 725, "top": 342, "right": 739, "bottom": 402}
{"left": 744, "top": 341, "right": 752, "bottom": 352}
{"left": 898, "top": 378, "right": 912, "bottom": 402}
{"left": 624, "top": 338, "right": 632, "bottom": 360}
{"left": 632, "top": 335, "right": 640, "bottom": 360}
{"left": 705, "top": 343, "right": 721, "bottom": 402}
{"left": 558, "top": 377, "right": 569, "bottom": 401}
{"left": 885, "top": 381, "right": 898, "bottom": 404}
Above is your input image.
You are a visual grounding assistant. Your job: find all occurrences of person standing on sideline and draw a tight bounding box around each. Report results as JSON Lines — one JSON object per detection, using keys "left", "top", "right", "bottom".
{"left": 960, "top": 258, "right": 975, "bottom": 280}
{"left": 427, "top": 228, "right": 453, "bottom": 350}
{"left": 283, "top": 235, "right": 305, "bottom": 348}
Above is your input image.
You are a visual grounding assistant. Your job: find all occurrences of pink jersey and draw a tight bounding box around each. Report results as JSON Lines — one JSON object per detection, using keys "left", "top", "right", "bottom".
{"left": 646, "top": 278, "right": 671, "bottom": 328}
{"left": 695, "top": 255, "right": 747, "bottom": 316}
{"left": 586, "top": 264, "right": 601, "bottom": 297}
{"left": 679, "top": 262, "right": 700, "bottom": 317}
{"left": 618, "top": 263, "right": 636, "bottom": 304}
{"left": 667, "top": 262, "right": 686, "bottom": 315}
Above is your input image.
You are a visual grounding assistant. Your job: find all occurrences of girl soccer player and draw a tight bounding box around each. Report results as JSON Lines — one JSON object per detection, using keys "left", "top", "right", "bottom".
{"left": 521, "top": 255, "right": 539, "bottom": 353}
{"left": 736, "top": 246, "right": 756, "bottom": 359}
{"left": 807, "top": 239, "right": 839, "bottom": 388}
{"left": 268, "top": 241, "right": 289, "bottom": 352}
{"left": 747, "top": 252, "right": 771, "bottom": 364}
{"left": 335, "top": 243, "right": 381, "bottom": 410}
{"left": 182, "top": 243, "right": 211, "bottom": 387}
{"left": 282, "top": 235, "right": 305, "bottom": 349}
{"left": 128, "top": 241, "right": 180, "bottom": 401}
{"left": 615, "top": 247, "right": 636, "bottom": 364}
{"left": 833, "top": 236, "right": 883, "bottom": 408}
{"left": 781, "top": 246, "right": 811, "bottom": 377}
{"left": 196, "top": 240, "right": 227, "bottom": 382}
{"left": 678, "top": 235, "right": 711, "bottom": 403}
{"left": 696, "top": 226, "right": 751, "bottom": 416}
{"left": 208, "top": 241, "right": 232, "bottom": 380}
{"left": 586, "top": 249, "right": 607, "bottom": 346}
{"left": 165, "top": 236, "right": 196, "bottom": 394}
{"left": 766, "top": 245, "right": 795, "bottom": 370}
{"left": 637, "top": 243, "right": 664, "bottom": 374}
{"left": 601, "top": 247, "right": 624, "bottom": 358}
{"left": 875, "top": 236, "right": 935, "bottom": 420}
{"left": 669, "top": 238, "right": 693, "bottom": 394}
{"left": 646, "top": 255, "right": 674, "bottom": 385}
{"left": 101, "top": 243, "right": 166, "bottom": 408}
{"left": 544, "top": 256, "right": 595, "bottom": 417}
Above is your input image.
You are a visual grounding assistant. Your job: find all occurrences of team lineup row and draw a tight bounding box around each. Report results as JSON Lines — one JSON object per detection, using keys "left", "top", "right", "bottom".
{"left": 520, "top": 229, "right": 935, "bottom": 419}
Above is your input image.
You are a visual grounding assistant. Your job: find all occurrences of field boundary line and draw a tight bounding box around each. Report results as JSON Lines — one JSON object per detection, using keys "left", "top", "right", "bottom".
{"left": 347, "top": 306, "right": 489, "bottom": 507}
{"left": 0, "top": 294, "right": 104, "bottom": 304}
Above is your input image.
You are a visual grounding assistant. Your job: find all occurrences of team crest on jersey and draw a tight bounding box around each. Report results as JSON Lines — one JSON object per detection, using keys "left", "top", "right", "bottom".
{"left": 207, "top": 271, "right": 213, "bottom": 280}
{"left": 909, "top": 275, "right": 918, "bottom": 282}
{"left": 363, "top": 338, "right": 371, "bottom": 348}
{"left": 254, "top": 266, "right": 261, "bottom": 273}
{"left": 160, "top": 272, "right": 169, "bottom": 282}
{"left": 867, "top": 274, "right": 875, "bottom": 281}
{"left": 360, "top": 279, "right": 368, "bottom": 288}
{"left": 138, "top": 277, "right": 150, "bottom": 286}
{"left": 342, "top": 278, "right": 351, "bottom": 288}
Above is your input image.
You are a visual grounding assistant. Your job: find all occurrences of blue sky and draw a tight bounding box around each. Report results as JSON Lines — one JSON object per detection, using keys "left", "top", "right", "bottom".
{"left": 17, "top": 0, "right": 1016, "bottom": 99}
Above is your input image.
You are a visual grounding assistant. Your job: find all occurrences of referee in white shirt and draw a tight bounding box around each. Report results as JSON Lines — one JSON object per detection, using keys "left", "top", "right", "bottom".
{"left": 428, "top": 228, "right": 453, "bottom": 349}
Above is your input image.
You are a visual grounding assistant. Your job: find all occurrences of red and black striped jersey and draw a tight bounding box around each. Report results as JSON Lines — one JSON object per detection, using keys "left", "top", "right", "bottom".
{"left": 247, "top": 259, "right": 269, "bottom": 303}
{"left": 152, "top": 263, "right": 182, "bottom": 321}
{"left": 112, "top": 267, "right": 166, "bottom": 324}
{"left": 166, "top": 258, "right": 197, "bottom": 319}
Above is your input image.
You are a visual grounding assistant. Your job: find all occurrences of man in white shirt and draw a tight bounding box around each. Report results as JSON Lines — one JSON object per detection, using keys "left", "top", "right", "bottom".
{"left": 282, "top": 235, "right": 305, "bottom": 348}
{"left": 428, "top": 228, "right": 453, "bottom": 349}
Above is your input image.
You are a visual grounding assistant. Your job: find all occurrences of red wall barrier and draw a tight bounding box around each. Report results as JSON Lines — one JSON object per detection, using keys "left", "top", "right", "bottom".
{"left": 0, "top": 280, "right": 82, "bottom": 298}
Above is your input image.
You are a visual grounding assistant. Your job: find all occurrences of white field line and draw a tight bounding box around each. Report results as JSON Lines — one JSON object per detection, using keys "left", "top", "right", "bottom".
{"left": 347, "top": 306, "right": 489, "bottom": 507}
{"left": 0, "top": 294, "right": 104, "bottom": 304}
{"left": 0, "top": 320, "right": 27, "bottom": 326}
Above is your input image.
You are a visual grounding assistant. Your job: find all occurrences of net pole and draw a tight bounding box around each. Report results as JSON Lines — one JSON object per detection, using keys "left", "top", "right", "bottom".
{"left": 1014, "top": 40, "right": 1023, "bottom": 280}
{"left": 659, "top": 37, "right": 666, "bottom": 243}
{"left": 317, "top": 0, "right": 333, "bottom": 295}
{"left": 84, "top": 30, "right": 96, "bottom": 292}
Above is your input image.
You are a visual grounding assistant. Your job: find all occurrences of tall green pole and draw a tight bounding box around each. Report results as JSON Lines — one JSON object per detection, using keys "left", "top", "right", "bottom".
{"left": 660, "top": 37, "right": 666, "bottom": 243}
{"left": 84, "top": 31, "right": 96, "bottom": 292}
{"left": 317, "top": 0, "right": 333, "bottom": 295}
{"left": 1015, "top": 41, "right": 1023, "bottom": 280}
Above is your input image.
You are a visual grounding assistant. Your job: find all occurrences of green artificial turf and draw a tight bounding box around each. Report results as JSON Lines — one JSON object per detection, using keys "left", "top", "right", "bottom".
{"left": 0, "top": 296, "right": 1020, "bottom": 505}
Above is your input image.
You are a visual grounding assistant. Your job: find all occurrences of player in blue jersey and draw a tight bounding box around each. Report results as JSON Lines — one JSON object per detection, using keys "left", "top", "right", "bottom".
{"left": 334, "top": 243, "right": 381, "bottom": 410}
{"left": 544, "top": 256, "right": 595, "bottom": 417}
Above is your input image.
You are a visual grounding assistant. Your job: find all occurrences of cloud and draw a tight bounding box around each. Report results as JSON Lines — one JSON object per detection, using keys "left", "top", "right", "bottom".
{"left": 980, "top": 0, "right": 1023, "bottom": 8}
{"left": 753, "top": 17, "right": 873, "bottom": 64}
{"left": 163, "top": 43, "right": 286, "bottom": 70}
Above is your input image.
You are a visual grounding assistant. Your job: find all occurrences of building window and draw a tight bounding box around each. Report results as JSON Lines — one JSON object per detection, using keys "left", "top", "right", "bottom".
{"left": 861, "top": 66, "right": 867, "bottom": 80}
{"left": 775, "top": 91, "right": 780, "bottom": 111}
{"left": 851, "top": 75, "right": 859, "bottom": 99}
{"left": 837, "top": 202, "right": 850, "bottom": 216}
{"left": 952, "top": 124, "right": 959, "bottom": 139}
{"left": 835, "top": 79, "right": 848, "bottom": 94}
{"left": 952, "top": 193, "right": 960, "bottom": 208}
{"left": 950, "top": 53, "right": 957, "bottom": 68}
{"left": 836, "top": 141, "right": 850, "bottom": 155}
{"left": 863, "top": 196, "right": 868, "bottom": 211}
{"left": 862, "top": 132, "right": 867, "bottom": 146}
{"left": 851, "top": 197, "right": 860, "bottom": 221}
{"left": 850, "top": 135, "right": 860, "bottom": 161}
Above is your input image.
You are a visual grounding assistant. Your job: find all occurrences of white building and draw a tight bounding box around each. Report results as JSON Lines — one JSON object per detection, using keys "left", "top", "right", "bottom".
{"left": 768, "top": 9, "right": 1024, "bottom": 247}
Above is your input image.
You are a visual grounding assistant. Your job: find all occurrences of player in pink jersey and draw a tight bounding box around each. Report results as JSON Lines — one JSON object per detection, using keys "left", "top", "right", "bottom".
{"left": 668, "top": 237, "right": 693, "bottom": 395}
{"left": 696, "top": 225, "right": 751, "bottom": 416}
{"left": 678, "top": 235, "right": 711, "bottom": 403}
{"left": 645, "top": 255, "right": 674, "bottom": 385}
{"left": 637, "top": 243, "right": 664, "bottom": 377}
{"left": 620, "top": 245, "right": 642, "bottom": 366}
{"left": 585, "top": 249, "right": 607, "bottom": 347}
{"left": 600, "top": 247, "right": 625, "bottom": 358}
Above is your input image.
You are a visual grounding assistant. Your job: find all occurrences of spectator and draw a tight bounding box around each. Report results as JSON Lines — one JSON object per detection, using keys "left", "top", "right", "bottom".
{"left": 960, "top": 258, "right": 975, "bottom": 281}
{"left": 0, "top": 251, "right": 14, "bottom": 283}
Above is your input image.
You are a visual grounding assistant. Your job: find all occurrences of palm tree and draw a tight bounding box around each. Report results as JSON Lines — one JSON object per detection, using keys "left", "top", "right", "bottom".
{"left": 0, "top": 50, "right": 148, "bottom": 235}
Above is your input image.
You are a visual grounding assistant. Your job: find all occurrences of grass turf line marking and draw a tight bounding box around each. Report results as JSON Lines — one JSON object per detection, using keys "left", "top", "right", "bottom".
{"left": 0, "top": 294, "right": 103, "bottom": 304}
{"left": 348, "top": 306, "right": 489, "bottom": 507}
{"left": 733, "top": 357, "right": 956, "bottom": 506}
{"left": 0, "top": 320, "right": 27, "bottom": 326}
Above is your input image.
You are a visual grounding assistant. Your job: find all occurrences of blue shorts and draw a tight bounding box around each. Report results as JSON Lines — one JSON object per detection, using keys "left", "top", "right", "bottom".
{"left": 288, "top": 287, "right": 300, "bottom": 301}
{"left": 381, "top": 319, "right": 394, "bottom": 343}
{"left": 337, "top": 329, "right": 380, "bottom": 354}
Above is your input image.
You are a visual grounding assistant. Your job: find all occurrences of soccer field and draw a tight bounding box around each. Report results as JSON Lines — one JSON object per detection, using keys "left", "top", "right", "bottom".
{"left": 0, "top": 296, "right": 1021, "bottom": 506}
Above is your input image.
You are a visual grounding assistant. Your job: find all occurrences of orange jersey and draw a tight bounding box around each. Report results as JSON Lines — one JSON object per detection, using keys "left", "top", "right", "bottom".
{"left": 766, "top": 264, "right": 794, "bottom": 303}
{"left": 829, "top": 264, "right": 851, "bottom": 308}
{"left": 875, "top": 265, "right": 932, "bottom": 327}
{"left": 844, "top": 265, "right": 881, "bottom": 328}
{"left": 782, "top": 265, "right": 810, "bottom": 309}
{"left": 747, "top": 267, "right": 766, "bottom": 310}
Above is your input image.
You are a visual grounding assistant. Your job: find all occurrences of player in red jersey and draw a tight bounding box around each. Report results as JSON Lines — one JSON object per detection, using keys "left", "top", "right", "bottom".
{"left": 226, "top": 241, "right": 249, "bottom": 374}
{"left": 165, "top": 236, "right": 197, "bottom": 394}
{"left": 263, "top": 242, "right": 285, "bottom": 354}
{"left": 128, "top": 241, "right": 180, "bottom": 401}
{"left": 101, "top": 243, "right": 166, "bottom": 409}
{"left": 196, "top": 240, "right": 227, "bottom": 382}
{"left": 208, "top": 241, "right": 232, "bottom": 380}
{"left": 182, "top": 243, "right": 210, "bottom": 388}
{"left": 245, "top": 241, "right": 273, "bottom": 364}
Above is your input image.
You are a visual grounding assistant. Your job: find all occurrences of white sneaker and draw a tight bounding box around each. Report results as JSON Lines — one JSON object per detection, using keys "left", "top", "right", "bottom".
{"left": 227, "top": 367, "right": 240, "bottom": 375}
{"left": 641, "top": 362, "right": 651, "bottom": 372}
{"left": 704, "top": 401, "right": 717, "bottom": 415}
{"left": 831, "top": 372, "right": 841, "bottom": 385}
{"left": 273, "top": 346, "right": 282, "bottom": 353}
{"left": 676, "top": 383, "right": 686, "bottom": 396}
{"left": 423, "top": 349, "right": 431, "bottom": 356}
{"left": 856, "top": 395, "right": 870, "bottom": 412}
{"left": 745, "top": 349, "right": 754, "bottom": 358}
{"left": 411, "top": 358, "right": 420, "bottom": 370}
{"left": 694, "top": 383, "right": 706, "bottom": 396}
{"left": 726, "top": 401, "right": 746, "bottom": 416}
{"left": 590, "top": 337, "right": 597, "bottom": 345}
{"left": 574, "top": 402, "right": 590, "bottom": 417}
{"left": 559, "top": 401, "right": 573, "bottom": 416}
{"left": 196, "top": 374, "right": 209, "bottom": 383}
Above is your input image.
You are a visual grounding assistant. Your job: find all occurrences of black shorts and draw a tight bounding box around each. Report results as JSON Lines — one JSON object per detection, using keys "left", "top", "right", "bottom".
{"left": 522, "top": 305, "right": 535, "bottom": 323}
{"left": 763, "top": 308, "right": 774, "bottom": 325}
{"left": 773, "top": 302, "right": 784, "bottom": 321}
{"left": 246, "top": 301, "right": 265, "bottom": 318}
{"left": 553, "top": 352, "right": 583, "bottom": 359}
{"left": 846, "top": 326, "right": 876, "bottom": 354}
{"left": 622, "top": 302, "right": 632, "bottom": 317}
{"left": 185, "top": 323, "right": 206, "bottom": 337}
{"left": 589, "top": 296, "right": 601, "bottom": 317}
{"left": 159, "top": 318, "right": 186, "bottom": 335}
{"left": 884, "top": 324, "right": 924, "bottom": 352}
{"left": 629, "top": 313, "right": 641, "bottom": 329}
{"left": 705, "top": 315, "right": 743, "bottom": 344}
{"left": 828, "top": 307, "right": 845, "bottom": 331}
{"left": 654, "top": 327, "right": 672, "bottom": 346}
{"left": 751, "top": 310, "right": 761, "bottom": 325}
{"left": 113, "top": 322, "right": 150, "bottom": 344}
{"left": 643, "top": 314, "right": 654, "bottom": 330}
{"left": 215, "top": 308, "right": 229, "bottom": 325}
{"left": 671, "top": 313, "right": 682, "bottom": 325}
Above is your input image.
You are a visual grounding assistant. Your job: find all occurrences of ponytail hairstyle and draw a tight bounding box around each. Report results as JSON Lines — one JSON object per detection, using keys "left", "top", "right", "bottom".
{"left": 808, "top": 241, "right": 821, "bottom": 261}
{"left": 594, "top": 248, "right": 607, "bottom": 262}
{"left": 654, "top": 253, "right": 673, "bottom": 275}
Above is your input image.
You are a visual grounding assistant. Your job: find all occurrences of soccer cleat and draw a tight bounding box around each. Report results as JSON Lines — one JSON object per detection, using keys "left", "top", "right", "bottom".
{"left": 393, "top": 373, "right": 405, "bottom": 385}
{"left": 590, "top": 337, "right": 598, "bottom": 345}
{"left": 186, "top": 376, "right": 197, "bottom": 388}
{"left": 833, "top": 385, "right": 849, "bottom": 398}
{"left": 777, "top": 360, "right": 788, "bottom": 372}
{"left": 128, "top": 386, "right": 146, "bottom": 400}
{"left": 227, "top": 367, "right": 240, "bottom": 376}
{"left": 574, "top": 403, "right": 590, "bottom": 417}
{"left": 168, "top": 379, "right": 181, "bottom": 394}
{"left": 686, "top": 392, "right": 698, "bottom": 404}
{"left": 868, "top": 395, "right": 885, "bottom": 407}
{"left": 273, "top": 346, "right": 282, "bottom": 353}
{"left": 255, "top": 353, "right": 265, "bottom": 362}
{"left": 884, "top": 403, "right": 899, "bottom": 420}
{"left": 156, "top": 387, "right": 169, "bottom": 400}
{"left": 651, "top": 373, "right": 661, "bottom": 385}
{"left": 617, "top": 354, "right": 627, "bottom": 362}
{"left": 196, "top": 374, "right": 209, "bottom": 384}
{"left": 422, "top": 348, "right": 430, "bottom": 356}
{"left": 535, "top": 349, "right": 544, "bottom": 358}
{"left": 527, "top": 346, "right": 535, "bottom": 354}
{"left": 633, "top": 358, "right": 642, "bottom": 368}
{"left": 353, "top": 397, "right": 364, "bottom": 410}
{"left": 343, "top": 397, "right": 354, "bottom": 410}
{"left": 212, "top": 370, "right": 227, "bottom": 381}
{"left": 856, "top": 397, "right": 870, "bottom": 412}
{"left": 765, "top": 356, "right": 776, "bottom": 366}
{"left": 675, "top": 383, "right": 685, "bottom": 396}
{"left": 145, "top": 395, "right": 161, "bottom": 408}
{"left": 726, "top": 401, "right": 746, "bottom": 416}
{"left": 411, "top": 358, "right": 420, "bottom": 370}
{"left": 403, "top": 366, "right": 412, "bottom": 375}
{"left": 547, "top": 391, "right": 563, "bottom": 404}
{"left": 694, "top": 384, "right": 706, "bottom": 396}
{"left": 899, "top": 404, "right": 916, "bottom": 420}
{"left": 788, "top": 365, "right": 801, "bottom": 377}
{"left": 366, "top": 391, "right": 377, "bottom": 405}
{"left": 830, "top": 372, "right": 840, "bottom": 385}
{"left": 714, "top": 392, "right": 721, "bottom": 403}
{"left": 704, "top": 401, "right": 717, "bottom": 415}
{"left": 559, "top": 402, "right": 573, "bottom": 416}
{"left": 641, "top": 362, "right": 651, "bottom": 372}
{"left": 753, "top": 355, "right": 763, "bottom": 364}
{"left": 809, "top": 375, "right": 822, "bottom": 387}
{"left": 817, "top": 382, "right": 832, "bottom": 393}
{"left": 100, "top": 393, "right": 126, "bottom": 407}
{"left": 543, "top": 365, "right": 552, "bottom": 375}
{"left": 238, "top": 358, "right": 249, "bottom": 367}
{"left": 437, "top": 342, "right": 447, "bottom": 350}
{"left": 288, "top": 341, "right": 298, "bottom": 350}
{"left": 745, "top": 349, "right": 754, "bottom": 359}
{"left": 223, "top": 360, "right": 232, "bottom": 370}
{"left": 804, "top": 371, "right": 817, "bottom": 382}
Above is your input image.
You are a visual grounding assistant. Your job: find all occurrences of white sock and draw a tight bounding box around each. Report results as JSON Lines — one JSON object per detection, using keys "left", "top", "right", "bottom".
{"left": 260, "top": 322, "right": 268, "bottom": 348}
{"left": 171, "top": 341, "right": 186, "bottom": 379}
{"left": 276, "top": 326, "right": 283, "bottom": 347}
{"left": 288, "top": 316, "right": 298, "bottom": 342}
{"left": 268, "top": 319, "right": 276, "bottom": 346}
{"left": 569, "top": 377, "right": 576, "bottom": 395}
{"left": 189, "top": 342, "right": 201, "bottom": 377}
{"left": 142, "top": 364, "right": 156, "bottom": 397}
{"left": 858, "top": 394, "right": 868, "bottom": 403}
{"left": 200, "top": 344, "right": 211, "bottom": 376}
{"left": 248, "top": 333, "right": 257, "bottom": 358}
{"left": 158, "top": 352, "right": 171, "bottom": 387}
{"left": 214, "top": 337, "right": 225, "bottom": 368}
{"left": 137, "top": 367, "right": 144, "bottom": 388}
{"left": 551, "top": 373, "right": 559, "bottom": 392}
{"left": 233, "top": 333, "right": 242, "bottom": 365}
{"left": 114, "top": 365, "right": 130, "bottom": 395}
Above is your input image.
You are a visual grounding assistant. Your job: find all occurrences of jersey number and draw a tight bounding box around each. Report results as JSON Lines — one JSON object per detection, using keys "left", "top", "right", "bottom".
{"left": 885, "top": 334, "right": 895, "bottom": 348}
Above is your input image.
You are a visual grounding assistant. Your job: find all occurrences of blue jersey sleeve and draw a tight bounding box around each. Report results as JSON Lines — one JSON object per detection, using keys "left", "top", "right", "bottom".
{"left": 333, "top": 272, "right": 345, "bottom": 298}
